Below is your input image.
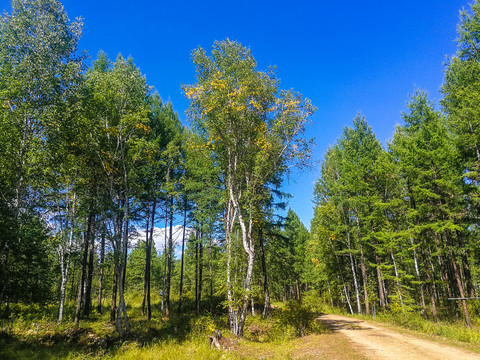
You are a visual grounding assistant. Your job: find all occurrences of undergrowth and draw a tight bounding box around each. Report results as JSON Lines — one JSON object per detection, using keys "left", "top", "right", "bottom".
{"left": 377, "top": 311, "right": 480, "bottom": 344}
{"left": 5, "top": 293, "right": 478, "bottom": 359}
{"left": 0, "top": 295, "right": 327, "bottom": 360}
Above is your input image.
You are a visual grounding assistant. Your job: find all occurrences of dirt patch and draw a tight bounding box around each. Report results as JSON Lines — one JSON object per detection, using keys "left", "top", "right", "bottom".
{"left": 318, "top": 314, "right": 480, "bottom": 360}
{"left": 233, "top": 330, "right": 366, "bottom": 359}
{"left": 39, "top": 327, "right": 108, "bottom": 348}
{"left": 291, "top": 333, "right": 368, "bottom": 360}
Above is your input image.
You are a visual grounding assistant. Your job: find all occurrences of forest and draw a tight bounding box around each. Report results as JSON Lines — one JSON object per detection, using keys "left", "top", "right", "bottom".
{"left": 1, "top": 0, "right": 480, "bottom": 359}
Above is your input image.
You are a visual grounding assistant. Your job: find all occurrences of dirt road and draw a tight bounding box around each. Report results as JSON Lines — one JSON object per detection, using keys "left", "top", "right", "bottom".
{"left": 318, "top": 314, "right": 480, "bottom": 360}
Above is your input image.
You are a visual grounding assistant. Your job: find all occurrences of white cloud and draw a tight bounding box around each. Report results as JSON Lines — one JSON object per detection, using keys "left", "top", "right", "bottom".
{"left": 130, "top": 225, "right": 196, "bottom": 254}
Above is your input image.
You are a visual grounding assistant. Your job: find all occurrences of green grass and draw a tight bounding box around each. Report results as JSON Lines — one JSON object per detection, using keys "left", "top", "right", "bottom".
{"left": 377, "top": 311, "right": 480, "bottom": 344}
{"left": 0, "top": 296, "right": 329, "bottom": 360}
{"left": 3, "top": 295, "right": 479, "bottom": 359}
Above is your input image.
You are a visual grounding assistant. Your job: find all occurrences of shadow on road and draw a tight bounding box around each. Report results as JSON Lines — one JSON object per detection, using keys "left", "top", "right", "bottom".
{"left": 317, "top": 314, "right": 373, "bottom": 331}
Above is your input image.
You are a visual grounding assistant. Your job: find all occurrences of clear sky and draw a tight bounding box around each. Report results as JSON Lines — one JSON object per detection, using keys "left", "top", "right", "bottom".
{"left": 0, "top": 0, "right": 469, "bottom": 228}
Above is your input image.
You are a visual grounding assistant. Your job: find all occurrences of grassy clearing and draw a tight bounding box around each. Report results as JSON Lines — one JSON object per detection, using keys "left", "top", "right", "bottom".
{"left": 0, "top": 298, "right": 341, "bottom": 360}
{"left": 6, "top": 295, "right": 479, "bottom": 359}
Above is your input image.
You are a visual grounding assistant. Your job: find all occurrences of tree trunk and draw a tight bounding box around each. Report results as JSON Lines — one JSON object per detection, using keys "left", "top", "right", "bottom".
{"left": 359, "top": 249, "right": 370, "bottom": 315}
{"left": 196, "top": 230, "right": 203, "bottom": 314}
{"left": 259, "top": 227, "right": 271, "bottom": 317}
{"left": 433, "top": 231, "right": 452, "bottom": 302}
{"left": 354, "top": 211, "right": 370, "bottom": 316}
{"left": 0, "top": 241, "right": 10, "bottom": 309}
{"left": 295, "top": 279, "right": 301, "bottom": 301}
{"left": 421, "top": 243, "right": 438, "bottom": 322}
{"left": 178, "top": 199, "right": 187, "bottom": 313}
{"left": 147, "top": 201, "right": 155, "bottom": 321}
{"left": 58, "top": 245, "right": 71, "bottom": 323}
{"left": 97, "top": 220, "right": 106, "bottom": 314}
{"left": 329, "top": 234, "right": 353, "bottom": 314}
{"left": 343, "top": 285, "right": 354, "bottom": 314}
{"left": 115, "top": 192, "right": 131, "bottom": 337}
{"left": 462, "top": 251, "right": 475, "bottom": 298}
{"left": 142, "top": 206, "right": 150, "bottom": 316}
{"left": 161, "top": 200, "right": 168, "bottom": 316}
{"left": 369, "top": 220, "right": 385, "bottom": 310}
{"left": 391, "top": 251, "right": 403, "bottom": 307}
{"left": 456, "top": 230, "right": 475, "bottom": 298}
{"left": 58, "top": 191, "right": 76, "bottom": 324}
{"left": 57, "top": 242, "right": 70, "bottom": 324}
{"left": 468, "top": 121, "right": 480, "bottom": 163}
{"left": 74, "top": 211, "right": 92, "bottom": 326}
{"left": 238, "top": 242, "right": 255, "bottom": 336}
{"left": 209, "top": 232, "right": 214, "bottom": 313}
{"left": 349, "top": 252, "right": 362, "bottom": 314}
{"left": 375, "top": 253, "right": 386, "bottom": 310}
{"left": 409, "top": 234, "right": 426, "bottom": 317}
{"left": 445, "top": 231, "right": 472, "bottom": 327}
{"left": 195, "top": 233, "right": 198, "bottom": 312}
{"left": 346, "top": 231, "right": 362, "bottom": 314}
{"left": 142, "top": 200, "right": 156, "bottom": 321}
{"left": 165, "top": 197, "right": 174, "bottom": 318}
{"left": 426, "top": 246, "right": 441, "bottom": 304}
{"left": 115, "top": 267, "right": 129, "bottom": 338}
{"left": 225, "top": 197, "right": 237, "bottom": 334}
{"left": 74, "top": 256, "right": 85, "bottom": 326}
{"left": 70, "top": 263, "right": 76, "bottom": 303}
{"left": 230, "top": 186, "right": 255, "bottom": 336}
{"left": 84, "top": 212, "right": 96, "bottom": 318}
{"left": 110, "top": 262, "right": 118, "bottom": 322}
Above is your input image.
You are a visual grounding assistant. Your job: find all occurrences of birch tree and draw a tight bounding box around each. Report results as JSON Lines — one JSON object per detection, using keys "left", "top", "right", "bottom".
{"left": 0, "top": 0, "right": 83, "bottom": 307}
{"left": 184, "top": 39, "right": 314, "bottom": 335}
{"left": 85, "top": 52, "right": 150, "bottom": 336}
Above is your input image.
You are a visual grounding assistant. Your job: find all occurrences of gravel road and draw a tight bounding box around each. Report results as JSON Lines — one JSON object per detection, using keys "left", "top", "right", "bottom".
{"left": 318, "top": 313, "right": 480, "bottom": 360}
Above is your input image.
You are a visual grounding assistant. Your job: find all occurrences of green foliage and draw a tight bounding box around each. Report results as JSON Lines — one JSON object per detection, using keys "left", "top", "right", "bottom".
{"left": 377, "top": 312, "right": 480, "bottom": 344}
{"left": 309, "top": 86, "right": 479, "bottom": 326}
{"left": 273, "top": 301, "right": 325, "bottom": 339}
{"left": 126, "top": 242, "right": 163, "bottom": 293}
{"left": 184, "top": 38, "right": 315, "bottom": 335}
{"left": 0, "top": 0, "right": 84, "bottom": 310}
{"left": 264, "top": 210, "right": 311, "bottom": 302}
{"left": 1, "top": 212, "right": 56, "bottom": 306}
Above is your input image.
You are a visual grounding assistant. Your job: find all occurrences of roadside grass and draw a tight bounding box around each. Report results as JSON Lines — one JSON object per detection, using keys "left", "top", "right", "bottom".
{"left": 379, "top": 312, "right": 480, "bottom": 342}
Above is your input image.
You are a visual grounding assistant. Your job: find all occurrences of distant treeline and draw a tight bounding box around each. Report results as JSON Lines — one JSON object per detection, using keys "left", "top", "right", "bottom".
{"left": 308, "top": 2, "right": 480, "bottom": 327}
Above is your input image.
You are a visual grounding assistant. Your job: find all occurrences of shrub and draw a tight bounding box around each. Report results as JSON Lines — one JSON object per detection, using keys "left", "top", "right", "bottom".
{"left": 273, "top": 301, "right": 325, "bottom": 339}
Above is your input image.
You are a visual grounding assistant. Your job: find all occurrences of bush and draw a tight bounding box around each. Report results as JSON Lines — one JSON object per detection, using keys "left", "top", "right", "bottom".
{"left": 273, "top": 301, "right": 325, "bottom": 339}
{"left": 302, "top": 291, "right": 328, "bottom": 313}
{"left": 377, "top": 310, "right": 480, "bottom": 344}
{"left": 189, "top": 314, "right": 217, "bottom": 338}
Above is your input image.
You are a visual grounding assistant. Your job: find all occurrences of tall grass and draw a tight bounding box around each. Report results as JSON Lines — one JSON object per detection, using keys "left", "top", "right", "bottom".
{"left": 377, "top": 311, "right": 480, "bottom": 344}
{"left": 0, "top": 295, "right": 329, "bottom": 359}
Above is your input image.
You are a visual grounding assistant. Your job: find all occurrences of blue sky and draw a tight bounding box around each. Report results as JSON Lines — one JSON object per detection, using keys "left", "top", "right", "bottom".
{"left": 1, "top": 0, "right": 468, "bottom": 227}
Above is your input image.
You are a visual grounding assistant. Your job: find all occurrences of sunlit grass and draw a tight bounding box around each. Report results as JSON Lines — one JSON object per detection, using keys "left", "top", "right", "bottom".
{"left": 378, "top": 312, "right": 480, "bottom": 344}
{"left": 3, "top": 294, "right": 479, "bottom": 359}
{"left": 0, "top": 294, "right": 330, "bottom": 359}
